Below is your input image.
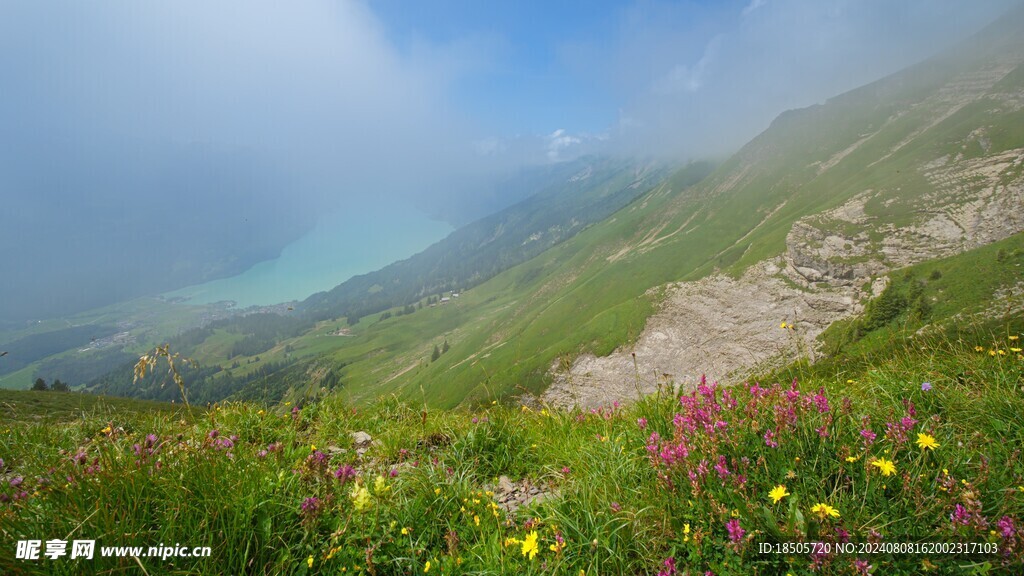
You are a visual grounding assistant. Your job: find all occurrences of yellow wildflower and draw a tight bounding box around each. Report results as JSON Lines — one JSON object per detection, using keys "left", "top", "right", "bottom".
{"left": 424, "top": 560, "right": 431, "bottom": 573}
{"left": 845, "top": 456, "right": 859, "bottom": 463}
{"left": 872, "top": 458, "right": 897, "bottom": 476}
{"left": 810, "top": 503, "right": 840, "bottom": 518}
{"left": 374, "top": 475, "right": 388, "bottom": 494}
{"left": 401, "top": 527, "right": 409, "bottom": 535}
{"left": 916, "top": 433, "right": 939, "bottom": 451}
{"left": 434, "top": 488, "right": 441, "bottom": 496}
{"left": 521, "top": 531, "right": 539, "bottom": 560}
{"left": 975, "top": 346, "right": 985, "bottom": 352}
{"left": 307, "top": 556, "right": 313, "bottom": 568}
{"left": 1010, "top": 335, "right": 1020, "bottom": 341}
{"left": 683, "top": 523, "right": 691, "bottom": 542}
{"left": 474, "top": 515, "right": 480, "bottom": 526}
{"left": 351, "top": 485, "right": 371, "bottom": 511}
{"left": 768, "top": 485, "right": 790, "bottom": 504}
{"left": 1011, "top": 348, "right": 1022, "bottom": 353}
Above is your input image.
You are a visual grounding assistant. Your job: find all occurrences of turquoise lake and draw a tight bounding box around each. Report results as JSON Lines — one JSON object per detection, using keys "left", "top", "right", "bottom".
{"left": 165, "top": 204, "right": 452, "bottom": 307}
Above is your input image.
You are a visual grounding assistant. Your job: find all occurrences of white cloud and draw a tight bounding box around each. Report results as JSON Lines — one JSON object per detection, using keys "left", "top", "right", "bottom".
{"left": 546, "top": 129, "right": 583, "bottom": 161}
{"left": 741, "top": 0, "right": 768, "bottom": 18}
{"left": 0, "top": 0, "right": 501, "bottom": 210}
{"left": 652, "top": 36, "right": 721, "bottom": 95}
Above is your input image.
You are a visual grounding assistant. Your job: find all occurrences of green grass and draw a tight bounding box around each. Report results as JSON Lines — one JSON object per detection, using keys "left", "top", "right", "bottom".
{"left": 0, "top": 390, "right": 193, "bottom": 423}
{"left": 2, "top": 329, "right": 1022, "bottom": 575}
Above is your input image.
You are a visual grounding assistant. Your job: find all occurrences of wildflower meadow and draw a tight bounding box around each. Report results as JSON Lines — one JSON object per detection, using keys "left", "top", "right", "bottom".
{"left": 1, "top": 333, "right": 1022, "bottom": 574}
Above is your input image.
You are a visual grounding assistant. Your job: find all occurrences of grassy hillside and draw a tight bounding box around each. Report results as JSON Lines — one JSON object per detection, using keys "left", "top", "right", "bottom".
{"left": 2, "top": 325, "right": 1021, "bottom": 574}
{"left": 0, "top": 389, "right": 192, "bottom": 423}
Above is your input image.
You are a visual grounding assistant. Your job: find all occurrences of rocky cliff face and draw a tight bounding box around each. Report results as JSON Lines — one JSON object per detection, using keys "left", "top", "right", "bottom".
{"left": 543, "top": 259, "right": 861, "bottom": 408}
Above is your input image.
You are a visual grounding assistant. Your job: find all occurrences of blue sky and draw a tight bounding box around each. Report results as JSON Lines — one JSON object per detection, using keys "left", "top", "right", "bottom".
{"left": 371, "top": 0, "right": 629, "bottom": 135}
{"left": 363, "top": 0, "right": 1018, "bottom": 159}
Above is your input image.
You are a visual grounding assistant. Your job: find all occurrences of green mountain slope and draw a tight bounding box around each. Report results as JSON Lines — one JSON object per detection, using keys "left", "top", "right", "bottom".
{"left": 300, "top": 156, "right": 675, "bottom": 324}
{"left": 247, "top": 8, "right": 1024, "bottom": 408}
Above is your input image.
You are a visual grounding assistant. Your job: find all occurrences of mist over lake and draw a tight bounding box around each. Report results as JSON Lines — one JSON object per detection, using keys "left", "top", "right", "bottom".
{"left": 164, "top": 204, "right": 452, "bottom": 307}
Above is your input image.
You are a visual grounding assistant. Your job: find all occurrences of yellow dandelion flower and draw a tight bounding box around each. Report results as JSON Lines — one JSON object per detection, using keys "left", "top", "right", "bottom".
{"left": 916, "top": 433, "right": 939, "bottom": 451}
{"left": 401, "top": 527, "right": 409, "bottom": 535}
{"left": 810, "top": 503, "right": 840, "bottom": 518}
{"left": 872, "top": 457, "right": 897, "bottom": 476}
{"left": 521, "top": 531, "right": 539, "bottom": 560}
{"left": 768, "top": 485, "right": 790, "bottom": 504}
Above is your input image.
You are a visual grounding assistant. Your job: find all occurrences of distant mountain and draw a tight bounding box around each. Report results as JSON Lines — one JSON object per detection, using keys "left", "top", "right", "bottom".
{"left": 299, "top": 156, "right": 680, "bottom": 324}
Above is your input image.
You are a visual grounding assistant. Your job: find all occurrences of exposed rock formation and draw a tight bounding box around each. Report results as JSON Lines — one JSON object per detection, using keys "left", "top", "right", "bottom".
{"left": 544, "top": 259, "right": 861, "bottom": 409}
